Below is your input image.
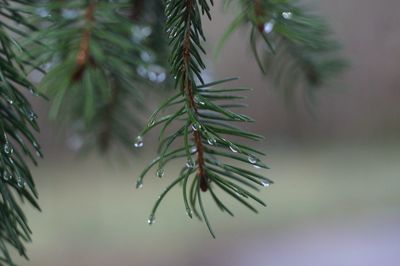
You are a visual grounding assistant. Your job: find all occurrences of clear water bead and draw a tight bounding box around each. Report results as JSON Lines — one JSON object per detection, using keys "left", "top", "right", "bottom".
{"left": 207, "top": 138, "right": 216, "bottom": 146}
{"left": 3, "top": 171, "right": 9, "bottom": 181}
{"left": 190, "top": 146, "right": 197, "bottom": 153}
{"left": 191, "top": 123, "right": 201, "bottom": 131}
{"left": 17, "top": 177, "right": 25, "bottom": 188}
{"left": 229, "top": 145, "right": 239, "bottom": 153}
{"left": 186, "top": 207, "right": 193, "bottom": 218}
{"left": 186, "top": 158, "right": 195, "bottom": 168}
{"left": 4, "top": 143, "right": 13, "bottom": 155}
{"left": 136, "top": 179, "right": 143, "bottom": 189}
{"left": 248, "top": 155, "right": 258, "bottom": 164}
{"left": 148, "top": 214, "right": 155, "bottom": 225}
{"left": 133, "top": 136, "right": 144, "bottom": 148}
{"left": 282, "top": 11, "right": 293, "bottom": 20}
{"left": 263, "top": 20, "right": 275, "bottom": 34}
{"left": 194, "top": 95, "right": 205, "bottom": 105}
{"left": 28, "top": 111, "right": 38, "bottom": 121}
{"left": 261, "top": 179, "right": 271, "bottom": 187}
{"left": 62, "top": 9, "right": 78, "bottom": 20}
{"left": 156, "top": 168, "right": 165, "bottom": 178}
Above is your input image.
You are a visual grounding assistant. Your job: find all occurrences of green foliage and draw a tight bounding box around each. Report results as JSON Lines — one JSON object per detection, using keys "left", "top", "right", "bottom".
{"left": 136, "top": 0, "right": 271, "bottom": 237}
{"left": 25, "top": 0, "right": 168, "bottom": 152}
{"left": 0, "top": 0, "right": 346, "bottom": 263}
{"left": 220, "top": 0, "right": 346, "bottom": 104}
{"left": 0, "top": 1, "right": 43, "bottom": 265}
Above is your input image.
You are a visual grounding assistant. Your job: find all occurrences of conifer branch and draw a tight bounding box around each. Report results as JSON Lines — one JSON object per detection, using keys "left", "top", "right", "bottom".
{"left": 136, "top": 0, "right": 272, "bottom": 237}
{"left": 0, "top": 1, "right": 42, "bottom": 264}
{"left": 219, "top": 0, "right": 347, "bottom": 104}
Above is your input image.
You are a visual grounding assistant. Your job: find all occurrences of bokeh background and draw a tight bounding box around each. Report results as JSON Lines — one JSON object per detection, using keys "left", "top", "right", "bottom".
{"left": 15, "top": 0, "right": 400, "bottom": 265}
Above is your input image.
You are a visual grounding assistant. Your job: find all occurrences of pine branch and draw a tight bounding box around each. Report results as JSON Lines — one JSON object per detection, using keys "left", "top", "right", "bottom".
{"left": 0, "top": 1, "right": 43, "bottom": 265}
{"left": 136, "top": 0, "right": 271, "bottom": 237}
{"left": 219, "top": 0, "right": 347, "bottom": 104}
{"left": 25, "top": 0, "right": 166, "bottom": 153}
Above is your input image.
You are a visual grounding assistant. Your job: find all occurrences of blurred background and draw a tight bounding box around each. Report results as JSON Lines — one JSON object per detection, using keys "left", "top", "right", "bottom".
{"left": 16, "top": 0, "right": 400, "bottom": 265}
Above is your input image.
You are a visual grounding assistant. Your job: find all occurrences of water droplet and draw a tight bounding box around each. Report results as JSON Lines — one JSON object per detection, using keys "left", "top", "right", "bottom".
{"left": 248, "top": 155, "right": 258, "bottom": 164}
{"left": 29, "top": 88, "right": 39, "bottom": 96}
{"left": 207, "top": 138, "right": 216, "bottom": 146}
{"left": 156, "top": 168, "right": 164, "bottom": 178}
{"left": 194, "top": 95, "right": 205, "bottom": 105}
{"left": 191, "top": 123, "right": 201, "bottom": 131}
{"left": 186, "top": 158, "right": 195, "bottom": 168}
{"left": 190, "top": 146, "right": 197, "bottom": 153}
{"left": 147, "top": 65, "right": 166, "bottom": 83}
{"left": 261, "top": 179, "right": 271, "bottom": 187}
{"left": 263, "top": 20, "right": 275, "bottom": 34}
{"left": 28, "top": 111, "right": 38, "bottom": 121}
{"left": 186, "top": 207, "right": 193, "bottom": 218}
{"left": 3, "top": 143, "right": 13, "bottom": 155}
{"left": 131, "top": 26, "right": 152, "bottom": 43}
{"left": 3, "top": 170, "right": 9, "bottom": 181}
{"left": 35, "top": 7, "right": 51, "bottom": 18}
{"left": 136, "top": 179, "right": 143, "bottom": 189}
{"left": 148, "top": 119, "right": 155, "bottom": 127}
{"left": 62, "top": 8, "right": 79, "bottom": 20}
{"left": 229, "top": 145, "right": 239, "bottom": 153}
{"left": 253, "top": 164, "right": 261, "bottom": 169}
{"left": 66, "top": 133, "right": 83, "bottom": 151}
{"left": 140, "top": 51, "right": 154, "bottom": 63}
{"left": 136, "top": 65, "right": 148, "bottom": 77}
{"left": 6, "top": 98, "right": 13, "bottom": 104}
{"left": 17, "top": 177, "right": 25, "bottom": 188}
{"left": 133, "top": 136, "right": 144, "bottom": 148}
{"left": 147, "top": 214, "right": 155, "bottom": 225}
{"left": 282, "top": 11, "right": 293, "bottom": 20}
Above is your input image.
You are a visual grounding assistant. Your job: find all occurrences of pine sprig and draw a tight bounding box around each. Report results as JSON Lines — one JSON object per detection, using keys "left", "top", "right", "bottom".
{"left": 220, "top": 0, "right": 346, "bottom": 104}
{"left": 136, "top": 0, "right": 271, "bottom": 237}
{"left": 0, "top": 1, "right": 43, "bottom": 265}
{"left": 25, "top": 0, "right": 166, "bottom": 153}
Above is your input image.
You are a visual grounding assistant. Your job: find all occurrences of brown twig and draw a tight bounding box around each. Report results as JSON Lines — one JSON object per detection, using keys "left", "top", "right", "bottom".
{"left": 72, "top": 1, "right": 96, "bottom": 82}
{"left": 182, "top": 0, "right": 208, "bottom": 192}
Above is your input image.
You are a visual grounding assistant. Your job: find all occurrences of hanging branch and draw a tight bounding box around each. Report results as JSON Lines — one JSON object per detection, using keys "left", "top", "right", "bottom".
{"left": 136, "top": 0, "right": 272, "bottom": 237}
{"left": 218, "top": 0, "right": 347, "bottom": 104}
{"left": 24, "top": 0, "right": 166, "bottom": 153}
{"left": 0, "top": 1, "right": 43, "bottom": 265}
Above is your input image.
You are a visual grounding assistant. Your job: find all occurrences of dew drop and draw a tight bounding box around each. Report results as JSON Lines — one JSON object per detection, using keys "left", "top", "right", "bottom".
{"left": 186, "top": 207, "right": 193, "bottom": 218}
{"left": 17, "top": 177, "right": 25, "bottom": 188}
{"left": 140, "top": 51, "right": 154, "bottom": 63}
{"left": 248, "top": 155, "right": 258, "bottom": 164}
{"left": 147, "top": 214, "right": 155, "bottom": 225}
{"left": 207, "top": 138, "right": 216, "bottom": 146}
{"left": 186, "top": 158, "right": 195, "bottom": 168}
{"left": 194, "top": 95, "right": 205, "bottom": 105}
{"left": 131, "top": 25, "right": 152, "bottom": 43}
{"left": 62, "top": 8, "right": 79, "bottom": 20}
{"left": 147, "top": 65, "right": 166, "bottom": 83}
{"left": 191, "top": 123, "right": 201, "bottom": 131}
{"left": 190, "top": 146, "right": 197, "bottom": 153}
{"left": 28, "top": 111, "right": 38, "bottom": 121}
{"left": 136, "top": 179, "right": 143, "bottom": 189}
{"left": 261, "top": 179, "right": 271, "bottom": 187}
{"left": 3, "top": 143, "right": 13, "bottom": 155}
{"left": 133, "top": 136, "right": 144, "bottom": 148}
{"left": 35, "top": 7, "right": 51, "bottom": 18}
{"left": 148, "top": 119, "right": 155, "bottom": 127}
{"left": 229, "top": 145, "right": 239, "bottom": 153}
{"left": 263, "top": 20, "right": 275, "bottom": 34}
{"left": 156, "top": 168, "right": 164, "bottom": 178}
{"left": 3, "top": 170, "right": 9, "bottom": 181}
{"left": 282, "top": 11, "right": 293, "bottom": 20}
